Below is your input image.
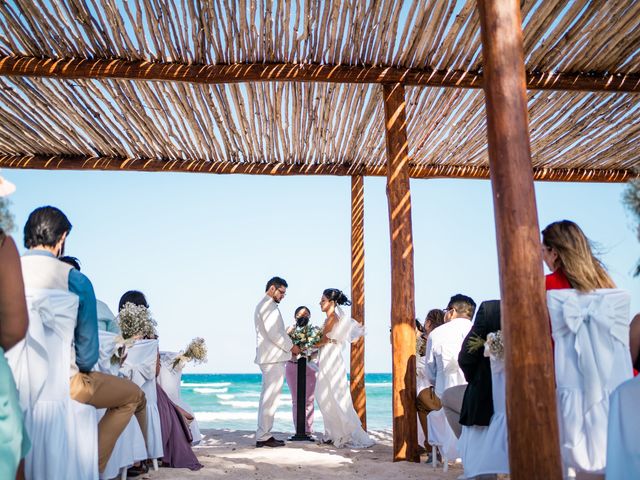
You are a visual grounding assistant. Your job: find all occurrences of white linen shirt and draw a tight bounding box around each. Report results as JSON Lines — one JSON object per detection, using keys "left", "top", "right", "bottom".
{"left": 426, "top": 317, "right": 472, "bottom": 397}
{"left": 254, "top": 294, "right": 294, "bottom": 365}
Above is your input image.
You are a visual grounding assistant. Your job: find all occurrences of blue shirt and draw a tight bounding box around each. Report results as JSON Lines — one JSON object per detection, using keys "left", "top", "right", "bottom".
{"left": 24, "top": 250, "right": 99, "bottom": 372}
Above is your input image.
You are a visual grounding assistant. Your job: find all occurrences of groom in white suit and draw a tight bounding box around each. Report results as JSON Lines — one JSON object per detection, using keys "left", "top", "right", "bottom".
{"left": 254, "top": 276, "right": 301, "bottom": 447}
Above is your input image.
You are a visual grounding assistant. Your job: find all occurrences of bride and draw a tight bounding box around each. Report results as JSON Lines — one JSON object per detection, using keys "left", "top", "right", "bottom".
{"left": 315, "top": 288, "right": 374, "bottom": 448}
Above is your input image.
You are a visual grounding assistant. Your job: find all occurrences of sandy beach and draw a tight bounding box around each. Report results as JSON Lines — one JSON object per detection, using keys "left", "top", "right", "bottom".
{"left": 146, "top": 429, "right": 463, "bottom": 479}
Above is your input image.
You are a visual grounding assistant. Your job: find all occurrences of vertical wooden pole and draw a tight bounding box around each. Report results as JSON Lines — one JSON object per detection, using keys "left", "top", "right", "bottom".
{"left": 382, "top": 83, "right": 419, "bottom": 463}
{"left": 350, "top": 175, "right": 367, "bottom": 430}
{"left": 477, "top": 1, "right": 562, "bottom": 479}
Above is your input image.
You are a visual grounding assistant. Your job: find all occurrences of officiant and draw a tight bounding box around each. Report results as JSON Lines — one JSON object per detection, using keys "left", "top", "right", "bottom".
{"left": 285, "top": 306, "right": 318, "bottom": 436}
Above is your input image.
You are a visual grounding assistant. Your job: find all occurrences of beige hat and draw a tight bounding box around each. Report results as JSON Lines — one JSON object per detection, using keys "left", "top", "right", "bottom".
{"left": 0, "top": 174, "right": 16, "bottom": 197}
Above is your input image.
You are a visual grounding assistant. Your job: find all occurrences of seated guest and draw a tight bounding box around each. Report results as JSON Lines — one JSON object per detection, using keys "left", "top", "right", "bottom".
{"left": 416, "top": 309, "right": 444, "bottom": 453}
{"left": 59, "top": 256, "right": 120, "bottom": 333}
{"left": 542, "top": 220, "right": 616, "bottom": 292}
{"left": 21, "top": 206, "right": 147, "bottom": 474}
{"left": 121, "top": 291, "right": 203, "bottom": 471}
{"left": 285, "top": 306, "right": 318, "bottom": 436}
{"left": 0, "top": 223, "right": 30, "bottom": 480}
{"left": 427, "top": 294, "right": 476, "bottom": 438}
{"left": 97, "top": 301, "right": 119, "bottom": 333}
{"left": 458, "top": 300, "right": 501, "bottom": 430}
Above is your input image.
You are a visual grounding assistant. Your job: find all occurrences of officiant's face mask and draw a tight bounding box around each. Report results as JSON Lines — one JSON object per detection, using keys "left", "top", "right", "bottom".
{"left": 296, "top": 314, "right": 310, "bottom": 328}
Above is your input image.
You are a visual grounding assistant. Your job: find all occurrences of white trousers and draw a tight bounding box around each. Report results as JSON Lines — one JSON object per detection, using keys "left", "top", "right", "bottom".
{"left": 256, "top": 362, "right": 286, "bottom": 441}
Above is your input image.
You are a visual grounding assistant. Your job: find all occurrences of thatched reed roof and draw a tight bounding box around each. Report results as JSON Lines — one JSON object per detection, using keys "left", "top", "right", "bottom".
{"left": 0, "top": 0, "right": 638, "bottom": 182}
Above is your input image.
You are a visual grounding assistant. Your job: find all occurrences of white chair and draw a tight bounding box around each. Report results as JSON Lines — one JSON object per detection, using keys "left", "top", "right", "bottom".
{"left": 7, "top": 289, "right": 98, "bottom": 480}
{"left": 158, "top": 351, "right": 202, "bottom": 444}
{"left": 547, "top": 289, "right": 632, "bottom": 475}
{"left": 426, "top": 335, "right": 466, "bottom": 471}
{"left": 427, "top": 408, "right": 458, "bottom": 471}
{"left": 458, "top": 355, "right": 509, "bottom": 478}
{"left": 95, "top": 331, "right": 148, "bottom": 480}
{"left": 71, "top": 400, "right": 100, "bottom": 480}
{"left": 606, "top": 375, "right": 640, "bottom": 479}
{"left": 96, "top": 330, "right": 122, "bottom": 376}
{"left": 121, "top": 339, "right": 163, "bottom": 470}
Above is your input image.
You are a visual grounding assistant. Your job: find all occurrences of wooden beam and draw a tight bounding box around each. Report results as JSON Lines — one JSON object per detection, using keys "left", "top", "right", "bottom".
{"left": 1, "top": 55, "right": 639, "bottom": 93}
{"left": 350, "top": 175, "right": 367, "bottom": 430}
{"left": 383, "top": 83, "right": 419, "bottom": 463}
{"left": 477, "top": 1, "right": 563, "bottom": 479}
{"left": 0, "top": 154, "right": 634, "bottom": 183}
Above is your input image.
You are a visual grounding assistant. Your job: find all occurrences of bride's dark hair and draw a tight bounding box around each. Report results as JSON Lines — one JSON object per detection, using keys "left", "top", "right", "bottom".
{"left": 322, "top": 288, "right": 352, "bottom": 306}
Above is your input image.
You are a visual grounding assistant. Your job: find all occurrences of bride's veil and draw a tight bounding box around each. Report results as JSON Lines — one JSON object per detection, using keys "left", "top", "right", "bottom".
{"left": 326, "top": 305, "right": 365, "bottom": 344}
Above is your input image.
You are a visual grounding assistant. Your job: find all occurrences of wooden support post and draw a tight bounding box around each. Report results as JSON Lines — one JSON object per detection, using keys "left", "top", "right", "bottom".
{"left": 477, "top": 1, "right": 563, "bottom": 479}
{"left": 382, "top": 83, "right": 419, "bottom": 463}
{"left": 350, "top": 175, "right": 367, "bottom": 429}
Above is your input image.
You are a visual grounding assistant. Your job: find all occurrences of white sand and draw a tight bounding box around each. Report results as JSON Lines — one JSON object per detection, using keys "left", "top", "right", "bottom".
{"left": 145, "top": 429, "right": 463, "bottom": 479}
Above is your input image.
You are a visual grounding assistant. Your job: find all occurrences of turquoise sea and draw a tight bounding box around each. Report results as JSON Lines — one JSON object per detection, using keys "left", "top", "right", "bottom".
{"left": 181, "top": 373, "right": 393, "bottom": 432}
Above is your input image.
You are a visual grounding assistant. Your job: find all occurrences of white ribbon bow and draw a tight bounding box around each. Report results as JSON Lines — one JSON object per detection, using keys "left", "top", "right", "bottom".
{"left": 561, "top": 293, "right": 626, "bottom": 412}
{"left": 6, "top": 296, "right": 51, "bottom": 409}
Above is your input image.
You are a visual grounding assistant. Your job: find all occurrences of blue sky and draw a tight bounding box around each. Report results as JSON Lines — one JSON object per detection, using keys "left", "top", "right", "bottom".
{"left": 2, "top": 169, "right": 638, "bottom": 373}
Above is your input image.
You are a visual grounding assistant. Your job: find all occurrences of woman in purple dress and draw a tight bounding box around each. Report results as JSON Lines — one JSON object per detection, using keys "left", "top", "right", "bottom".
{"left": 119, "top": 290, "right": 203, "bottom": 472}
{"left": 285, "top": 306, "right": 318, "bottom": 435}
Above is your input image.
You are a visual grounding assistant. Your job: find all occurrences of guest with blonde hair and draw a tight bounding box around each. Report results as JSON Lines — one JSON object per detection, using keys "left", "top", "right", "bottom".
{"left": 541, "top": 220, "right": 616, "bottom": 291}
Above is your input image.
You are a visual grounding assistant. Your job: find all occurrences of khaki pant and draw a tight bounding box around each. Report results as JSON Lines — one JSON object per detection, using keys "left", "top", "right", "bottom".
{"left": 70, "top": 371, "right": 147, "bottom": 472}
{"left": 416, "top": 387, "right": 442, "bottom": 449}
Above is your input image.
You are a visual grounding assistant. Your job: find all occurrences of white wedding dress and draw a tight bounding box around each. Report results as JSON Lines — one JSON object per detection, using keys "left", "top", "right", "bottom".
{"left": 315, "top": 307, "right": 374, "bottom": 448}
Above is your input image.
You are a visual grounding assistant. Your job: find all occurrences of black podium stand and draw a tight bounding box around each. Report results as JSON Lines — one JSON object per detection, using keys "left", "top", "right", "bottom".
{"left": 288, "top": 356, "right": 314, "bottom": 441}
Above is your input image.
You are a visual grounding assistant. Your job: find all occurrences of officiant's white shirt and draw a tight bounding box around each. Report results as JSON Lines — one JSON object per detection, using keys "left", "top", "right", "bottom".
{"left": 254, "top": 295, "right": 293, "bottom": 364}
{"left": 426, "top": 317, "right": 471, "bottom": 397}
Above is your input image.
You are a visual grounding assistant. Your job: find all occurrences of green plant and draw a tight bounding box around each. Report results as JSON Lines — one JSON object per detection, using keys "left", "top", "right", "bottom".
{"left": 0, "top": 197, "right": 15, "bottom": 232}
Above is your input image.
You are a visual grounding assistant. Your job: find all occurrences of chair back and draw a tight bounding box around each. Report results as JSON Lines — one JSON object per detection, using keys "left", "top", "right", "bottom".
{"left": 97, "top": 330, "right": 121, "bottom": 376}
{"left": 121, "top": 339, "right": 159, "bottom": 404}
{"left": 489, "top": 356, "right": 506, "bottom": 415}
{"left": 606, "top": 375, "right": 640, "bottom": 480}
{"left": 547, "top": 288, "right": 632, "bottom": 473}
{"left": 158, "top": 351, "right": 183, "bottom": 403}
{"left": 7, "top": 289, "right": 78, "bottom": 408}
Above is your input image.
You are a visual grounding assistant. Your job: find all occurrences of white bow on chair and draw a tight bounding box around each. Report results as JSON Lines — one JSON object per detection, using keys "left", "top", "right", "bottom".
{"left": 561, "top": 293, "right": 628, "bottom": 413}
{"left": 120, "top": 357, "right": 156, "bottom": 388}
{"left": 6, "top": 295, "right": 51, "bottom": 409}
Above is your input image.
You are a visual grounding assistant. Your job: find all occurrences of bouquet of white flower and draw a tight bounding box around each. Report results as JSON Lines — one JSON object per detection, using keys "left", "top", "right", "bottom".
{"left": 289, "top": 324, "right": 322, "bottom": 355}
{"left": 172, "top": 337, "right": 208, "bottom": 369}
{"left": 484, "top": 330, "right": 504, "bottom": 360}
{"left": 467, "top": 329, "right": 505, "bottom": 361}
{"left": 117, "top": 302, "right": 157, "bottom": 340}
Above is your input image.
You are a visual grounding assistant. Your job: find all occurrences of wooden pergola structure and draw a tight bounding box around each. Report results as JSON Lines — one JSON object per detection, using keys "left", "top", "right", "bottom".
{"left": 1, "top": 1, "right": 638, "bottom": 478}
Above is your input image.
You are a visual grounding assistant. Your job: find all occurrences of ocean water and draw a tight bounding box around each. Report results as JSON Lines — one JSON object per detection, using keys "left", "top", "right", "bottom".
{"left": 181, "top": 373, "right": 393, "bottom": 432}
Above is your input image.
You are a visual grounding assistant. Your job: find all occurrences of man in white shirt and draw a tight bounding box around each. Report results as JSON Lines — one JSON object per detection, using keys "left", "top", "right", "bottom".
{"left": 254, "top": 276, "right": 301, "bottom": 447}
{"left": 426, "top": 294, "right": 476, "bottom": 437}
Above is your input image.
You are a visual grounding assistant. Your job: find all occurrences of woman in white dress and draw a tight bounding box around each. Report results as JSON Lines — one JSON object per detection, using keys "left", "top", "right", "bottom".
{"left": 315, "top": 289, "right": 374, "bottom": 448}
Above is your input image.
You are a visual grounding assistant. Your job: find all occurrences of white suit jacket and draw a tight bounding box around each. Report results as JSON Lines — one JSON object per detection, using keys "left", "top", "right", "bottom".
{"left": 254, "top": 295, "right": 293, "bottom": 365}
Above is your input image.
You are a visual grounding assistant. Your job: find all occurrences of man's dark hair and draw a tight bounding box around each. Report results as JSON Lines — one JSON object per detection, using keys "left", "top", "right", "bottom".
{"left": 265, "top": 276, "right": 288, "bottom": 292}
{"left": 24, "top": 206, "right": 72, "bottom": 249}
{"left": 447, "top": 294, "right": 477, "bottom": 319}
{"left": 118, "top": 290, "right": 149, "bottom": 311}
{"left": 59, "top": 256, "right": 81, "bottom": 271}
